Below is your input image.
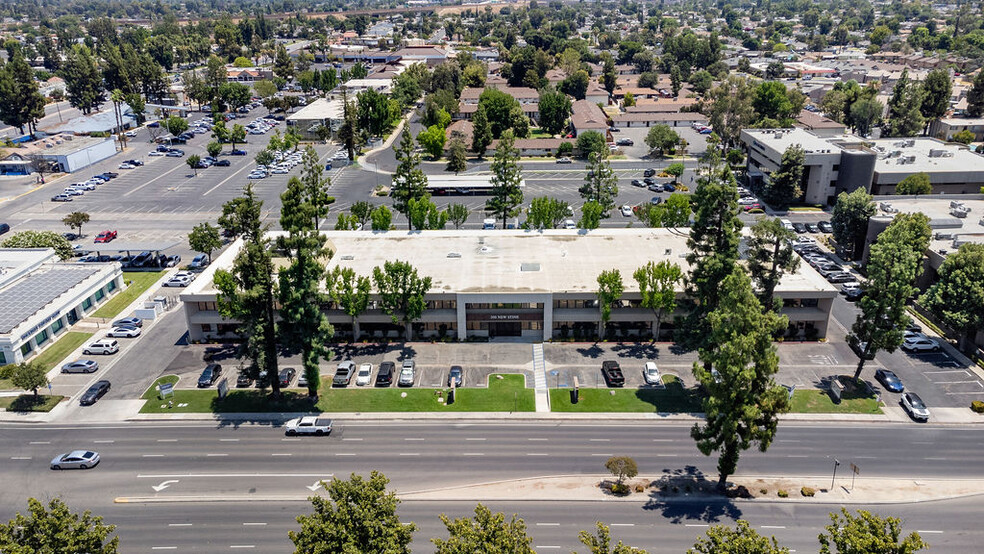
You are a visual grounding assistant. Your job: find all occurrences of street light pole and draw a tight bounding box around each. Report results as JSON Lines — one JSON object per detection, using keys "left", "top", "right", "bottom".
{"left": 831, "top": 458, "right": 841, "bottom": 490}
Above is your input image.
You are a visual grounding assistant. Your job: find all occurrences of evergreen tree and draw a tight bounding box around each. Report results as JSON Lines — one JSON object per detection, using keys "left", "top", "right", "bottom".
{"left": 445, "top": 136, "right": 467, "bottom": 173}
{"left": 471, "top": 104, "right": 493, "bottom": 159}
{"left": 967, "top": 70, "right": 984, "bottom": 118}
{"left": 391, "top": 126, "right": 429, "bottom": 229}
{"left": 919, "top": 68, "right": 952, "bottom": 134}
{"left": 761, "top": 145, "right": 804, "bottom": 208}
{"left": 887, "top": 70, "right": 924, "bottom": 137}
{"left": 831, "top": 188, "right": 876, "bottom": 260}
{"left": 746, "top": 217, "right": 799, "bottom": 312}
{"left": 579, "top": 151, "right": 619, "bottom": 216}
{"left": 0, "top": 44, "right": 46, "bottom": 136}
{"left": 485, "top": 130, "right": 524, "bottom": 229}
{"left": 62, "top": 44, "right": 105, "bottom": 115}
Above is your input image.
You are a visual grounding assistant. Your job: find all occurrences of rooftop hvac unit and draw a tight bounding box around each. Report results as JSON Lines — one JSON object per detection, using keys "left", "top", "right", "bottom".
{"left": 906, "top": 155, "right": 916, "bottom": 163}
{"left": 935, "top": 232, "right": 955, "bottom": 240}
{"left": 950, "top": 200, "right": 965, "bottom": 209}
{"left": 929, "top": 149, "right": 945, "bottom": 158}
{"left": 905, "top": 139, "right": 916, "bottom": 147}
{"left": 446, "top": 252, "right": 461, "bottom": 258}
{"left": 950, "top": 208, "right": 968, "bottom": 218}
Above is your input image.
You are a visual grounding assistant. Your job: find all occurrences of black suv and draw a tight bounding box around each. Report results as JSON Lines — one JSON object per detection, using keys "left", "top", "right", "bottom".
{"left": 375, "top": 361, "right": 395, "bottom": 387}
{"left": 197, "top": 363, "right": 222, "bottom": 387}
{"left": 279, "top": 367, "right": 297, "bottom": 387}
{"left": 80, "top": 381, "right": 111, "bottom": 405}
{"left": 643, "top": 168, "right": 656, "bottom": 177}
{"left": 236, "top": 371, "right": 254, "bottom": 387}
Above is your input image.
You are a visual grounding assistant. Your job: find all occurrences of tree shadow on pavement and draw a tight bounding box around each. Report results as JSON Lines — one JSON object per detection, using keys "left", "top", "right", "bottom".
{"left": 641, "top": 466, "right": 744, "bottom": 524}
{"left": 576, "top": 344, "right": 605, "bottom": 359}
{"left": 328, "top": 343, "right": 392, "bottom": 360}
{"left": 611, "top": 342, "right": 662, "bottom": 360}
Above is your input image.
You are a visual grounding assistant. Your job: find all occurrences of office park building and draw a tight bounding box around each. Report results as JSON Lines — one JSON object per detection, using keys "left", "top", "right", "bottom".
{"left": 182, "top": 229, "right": 836, "bottom": 343}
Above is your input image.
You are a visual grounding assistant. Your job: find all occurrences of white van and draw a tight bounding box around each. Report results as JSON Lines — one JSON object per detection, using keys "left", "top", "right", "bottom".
{"left": 780, "top": 218, "right": 794, "bottom": 232}
{"left": 482, "top": 218, "right": 496, "bottom": 230}
{"left": 83, "top": 339, "right": 119, "bottom": 355}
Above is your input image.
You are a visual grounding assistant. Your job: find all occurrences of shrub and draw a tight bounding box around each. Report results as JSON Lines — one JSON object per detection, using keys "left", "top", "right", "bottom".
{"left": 760, "top": 488, "right": 768, "bottom": 495}
{"left": 801, "top": 486, "right": 816, "bottom": 497}
{"left": 777, "top": 489, "right": 789, "bottom": 498}
{"left": 971, "top": 400, "right": 984, "bottom": 414}
{"left": 634, "top": 484, "right": 645, "bottom": 493}
{"left": 610, "top": 482, "right": 630, "bottom": 495}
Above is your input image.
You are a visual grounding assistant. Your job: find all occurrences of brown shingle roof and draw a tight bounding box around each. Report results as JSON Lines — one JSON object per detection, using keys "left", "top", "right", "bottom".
{"left": 571, "top": 100, "right": 608, "bottom": 130}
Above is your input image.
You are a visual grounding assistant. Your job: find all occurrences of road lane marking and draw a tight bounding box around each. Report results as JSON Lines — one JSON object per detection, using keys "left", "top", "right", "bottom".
{"left": 157, "top": 439, "right": 178, "bottom": 442}
{"left": 138, "top": 473, "right": 334, "bottom": 478}
{"left": 142, "top": 454, "right": 165, "bottom": 458}
{"left": 399, "top": 453, "right": 419, "bottom": 456}
{"left": 335, "top": 453, "right": 357, "bottom": 456}
{"left": 220, "top": 438, "right": 240, "bottom": 442}
{"left": 271, "top": 453, "right": 292, "bottom": 457}
{"left": 168, "top": 523, "right": 192, "bottom": 527}
{"left": 229, "top": 546, "right": 255, "bottom": 549}
{"left": 589, "top": 438, "right": 610, "bottom": 442}
{"left": 685, "top": 524, "right": 709, "bottom": 527}
{"left": 151, "top": 547, "right": 177, "bottom": 550}
{"left": 917, "top": 530, "right": 944, "bottom": 534}
{"left": 342, "top": 438, "right": 363, "bottom": 441}
{"left": 465, "top": 438, "right": 486, "bottom": 441}
{"left": 206, "top": 453, "right": 229, "bottom": 457}
{"left": 29, "top": 441, "right": 50, "bottom": 445}
{"left": 528, "top": 438, "right": 549, "bottom": 441}
{"left": 242, "top": 523, "right": 267, "bottom": 526}
{"left": 404, "top": 438, "right": 425, "bottom": 441}
{"left": 94, "top": 440, "right": 115, "bottom": 443}
{"left": 462, "top": 453, "right": 485, "bottom": 456}
{"left": 610, "top": 523, "right": 635, "bottom": 527}
{"left": 656, "top": 454, "right": 678, "bottom": 457}
{"left": 527, "top": 453, "right": 549, "bottom": 456}
{"left": 535, "top": 547, "right": 561, "bottom": 550}
{"left": 785, "top": 455, "right": 809, "bottom": 458}
{"left": 11, "top": 457, "right": 31, "bottom": 460}
{"left": 590, "top": 453, "right": 613, "bottom": 457}
{"left": 924, "top": 457, "right": 948, "bottom": 461}
{"left": 536, "top": 522, "right": 560, "bottom": 526}
{"left": 652, "top": 439, "right": 674, "bottom": 442}
{"left": 761, "top": 525, "right": 786, "bottom": 529}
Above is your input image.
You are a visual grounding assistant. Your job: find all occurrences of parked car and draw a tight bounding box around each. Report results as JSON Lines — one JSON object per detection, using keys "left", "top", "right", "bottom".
{"left": 644, "top": 177, "right": 656, "bottom": 186}
{"left": 818, "top": 221, "right": 833, "bottom": 233}
{"left": 50, "top": 450, "right": 100, "bottom": 470}
{"left": 94, "top": 230, "right": 117, "bottom": 243}
{"left": 901, "top": 392, "right": 930, "bottom": 421}
{"left": 663, "top": 183, "right": 676, "bottom": 192}
{"left": 874, "top": 369, "right": 904, "bottom": 393}
{"left": 51, "top": 194, "right": 73, "bottom": 202}
{"left": 61, "top": 360, "right": 99, "bottom": 374}
{"left": 356, "top": 363, "right": 373, "bottom": 386}
{"left": 556, "top": 157, "right": 572, "bottom": 164}
{"left": 83, "top": 340, "right": 119, "bottom": 355}
{"left": 332, "top": 361, "right": 356, "bottom": 386}
{"left": 190, "top": 254, "right": 210, "bottom": 269}
{"left": 166, "top": 150, "right": 185, "bottom": 157}
{"left": 197, "top": 363, "right": 222, "bottom": 387}
{"left": 792, "top": 223, "right": 807, "bottom": 234}
{"left": 80, "top": 381, "right": 111, "bottom": 405}
{"left": 826, "top": 272, "right": 856, "bottom": 283}
{"left": 902, "top": 337, "right": 940, "bottom": 353}
{"left": 279, "top": 367, "right": 297, "bottom": 387}
{"left": 376, "top": 361, "right": 395, "bottom": 387}
{"left": 106, "top": 326, "right": 141, "bottom": 338}
{"left": 601, "top": 360, "right": 625, "bottom": 387}
{"left": 164, "top": 274, "right": 193, "bottom": 287}
{"left": 615, "top": 138, "right": 633, "bottom": 146}
{"left": 643, "top": 362, "right": 660, "bottom": 385}
{"left": 631, "top": 179, "right": 645, "bottom": 187}
{"left": 398, "top": 359, "right": 416, "bottom": 387}
{"left": 650, "top": 196, "right": 663, "bottom": 205}
{"left": 643, "top": 168, "right": 656, "bottom": 177}
{"left": 648, "top": 183, "right": 664, "bottom": 193}
{"left": 0, "top": 223, "right": 10, "bottom": 235}
{"left": 620, "top": 205, "right": 633, "bottom": 217}
{"left": 230, "top": 149, "right": 247, "bottom": 156}
{"left": 447, "top": 365, "right": 464, "bottom": 388}
{"left": 236, "top": 371, "right": 254, "bottom": 388}
{"left": 214, "top": 159, "right": 231, "bottom": 167}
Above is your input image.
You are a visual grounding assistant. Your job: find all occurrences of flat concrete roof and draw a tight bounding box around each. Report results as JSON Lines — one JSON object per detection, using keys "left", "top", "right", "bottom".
{"left": 742, "top": 128, "right": 839, "bottom": 154}
{"left": 187, "top": 229, "right": 837, "bottom": 297}
{"left": 287, "top": 98, "right": 344, "bottom": 121}
{"left": 870, "top": 138, "right": 984, "bottom": 176}
{"left": 872, "top": 197, "right": 984, "bottom": 252}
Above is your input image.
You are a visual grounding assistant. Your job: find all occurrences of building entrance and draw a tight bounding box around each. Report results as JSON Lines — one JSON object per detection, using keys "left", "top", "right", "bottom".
{"left": 489, "top": 322, "right": 522, "bottom": 337}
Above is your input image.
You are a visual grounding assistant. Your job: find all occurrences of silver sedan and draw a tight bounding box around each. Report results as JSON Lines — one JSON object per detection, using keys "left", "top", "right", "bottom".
{"left": 50, "top": 450, "right": 100, "bottom": 470}
{"left": 61, "top": 360, "right": 99, "bottom": 374}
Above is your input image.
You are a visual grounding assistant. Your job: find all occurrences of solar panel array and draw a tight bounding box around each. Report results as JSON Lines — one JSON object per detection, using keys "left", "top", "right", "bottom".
{"left": 0, "top": 267, "right": 101, "bottom": 334}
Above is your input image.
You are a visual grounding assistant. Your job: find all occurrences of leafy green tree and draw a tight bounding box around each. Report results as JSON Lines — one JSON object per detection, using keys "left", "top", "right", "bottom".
{"left": 486, "top": 130, "right": 524, "bottom": 229}
{"left": 62, "top": 211, "right": 90, "bottom": 238}
{"left": 951, "top": 129, "right": 975, "bottom": 144}
{"left": 408, "top": 196, "right": 447, "bottom": 230}
{"left": 188, "top": 221, "right": 222, "bottom": 264}
{"left": 920, "top": 244, "right": 984, "bottom": 349}
{"left": 578, "top": 201, "right": 604, "bottom": 229}
{"left": 849, "top": 224, "right": 928, "bottom": 379}
{"left": 214, "top": 186, "right": 281, "bottom": 396}
{"left": 691, "top": 269, "right": 789, "bottom": 489}
{"left": 272, "top": 43, "right": 293, "bottom": 81}
{"left": 819, "top": 509, "right": 927, "bottom": 554}
{"left": 665, "top": 162, "right": 685, "bottom": 183}
{"left": 1, "top": 230, "right": 72, "bottom": 260}
{"left": 371, "top": 206, "right": 393, "bottom": 230}
{"left": 478, "top": 87, "right": 522, "bottom": 139}
{"left": 887, "top": 70, "right": 924, "bottom": 137}
{"left": 417, "top": 124, "right": 446, "bottom": 160}
{"left": 391, "top": 126, "right": 429, "bottom": 229}
{"left": 831, "top": 188, "right": 876, "bottom": 260}
{"left": 601, "top": 54, "right": 617, "bottom": 97}
{"left": 761, "top": 145, "right": 804, "bottom": 208}
{"left": 327, "top": 266, "right": 371, "bottom": 340}
{"left": 575, "top": 131, "right": 606, "bottom": 159}
{"left": 579, "top": 151, "right": 619, "bottom": 216}
{"left": 218, "top": 81, "right": 252, "bottom": 113}
{"left": 432, "top": 504, "right": 534, "bottom": 554}
{"left": 0, "top": 498, "right": 119, "bottom": 553}
{"left": 919, "top": 68, "right": 952, "bottom": 133}
{"left": 372, "top": 260, "right": 432, "bottom": 339}
{"left": 596, "top": 269, "right": 624, "bottom": 334}
{"left": 527, "top": 197, "right": 570, "bottom": 229}
{"left": 10, "top": 361, "right": 48, "bottom": 396}
{"left": 290, "top": 472, "right": 415, "bottom": 554}
{"left": 968, "top": 70, "right": 984, "bottom": 118}
{"left": 603, "top": 455, "right": 637, "bottom": 489}
{"left": 577, "top": 522, "right": 648, "bottom": 554}
{"left": 896, "top": 173, "right": 932, "bottom": 195}
{"left": 746, "top": 217, "right": 799, "bottom": 311}
{"left": 207, "top": 141, "right": 222, "bottom": 158}
{"left": 445, "top": 136, "right": 467, "bottom": 173}
{"left": 163, "top": 115, "right": 189, "bottom": 137}
{"left": 538, "top": 87, "right": 572, "bottom": 136}
{"left": 254, "top": 149, "right": 274, "bottom": 167}
{"left": 753, "top": 81, "right": 796, "bottom": 123}
{"left": 446, "top": 203, "right": 470, "bottom": 229}
{"left": 850, "top": 98, "right": 883, "bottom": 137}
{"left": 688, "top": 520, "right": 788, "bottom": 554}
{"left": 62, "top": 44, "right": 105, "bottom": 115}
{"left": 357, "top": 88, "right": 397, "bottom": 137}
{"left": 186, "top": 154, "right": 201, "bottom": 176}
{"left": 0, "top": 44, "right": 46, "bottom": 136}
{"left": 645, "top": 125, "right": 680, "bottom": 157}
{"left": 634, "top": 260, "right": 682, "bottom": 341}
{"left": 278, "top": 176, "right": 332, "bottom": 398}
{"left": 560, "top": 69, "right": 590, "bottom": 100}
{"left": 681, "top": 174, "right": 742, "bottom": 347}
{"left": 705, "top": 76, "right": 756, "bottom": 150}
{"left": 471, "top": 104, "right": 494, "bottom": 159}
{"left": 253, "top": 79, "right": 278, "bottom": 99}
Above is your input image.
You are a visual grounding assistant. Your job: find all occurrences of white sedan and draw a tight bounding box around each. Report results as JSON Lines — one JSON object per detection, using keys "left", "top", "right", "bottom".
{"left": 163, "top": 275, "right": 193, "bottom": 287}
{"left": 124, "top": 130, "right": 137, "bottom": 137}
{"left": 106, "top": 326, "right": 141, "bottom": 338}
{"left": 148, "top": 151, "right": 164, "bottom": 157}
{"left": 118, "top": 163, "right": 135, "bottom": 169}
{"left": 356, "top": 363, "right": 373, "bottom": 386}
{"left": 620, "top": 205, "right": 633, "bottom": 217}
{"left": 643, "top": 362, "right": 661, "bottom": 385}
{"left": 902, "top": 337, "right": 940, "bottom": 353}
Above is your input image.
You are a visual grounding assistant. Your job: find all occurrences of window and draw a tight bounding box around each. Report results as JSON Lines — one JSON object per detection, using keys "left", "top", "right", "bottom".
{"left": 0, "top": 350, "right": 6, "bottom": 364}
{"left": 106, "top": 280, "right": 116, "bottom": 292}
{"left": 197, "top": 301, "right": 218, "bottom": 311}
{"left": 35, "top": 329, "right": 49, "bottom": 346}
{"left": 94, "top": 288, "right": 105, "bottom": 301}
{"left": 832, "top": 164, "right": 840, "bottom": 171}
{"left": 81, "top": 298, "right": 93, "bottom": 311}
{"left": 201, "top": 324, "right": 212, "bottom": 332}
{"left": 50, "top": 319, "right": 64, "bottom": 335}
{"left": 21, "top": 343, "right": 33, "bottom": 356}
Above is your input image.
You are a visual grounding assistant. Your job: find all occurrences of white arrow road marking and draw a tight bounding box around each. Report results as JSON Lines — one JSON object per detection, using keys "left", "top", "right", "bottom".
{"left": 152, "top": 480, "right": 180, "bottom": 492}
{"left": 307, "top": 480, "right": 329, "bottom": 491}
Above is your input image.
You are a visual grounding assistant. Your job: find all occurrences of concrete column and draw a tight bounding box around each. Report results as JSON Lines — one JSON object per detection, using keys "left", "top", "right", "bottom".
{"left": 456, "top": 300, "right": 467, "bottom": 340}
{"left": 542, "top": 294, "right": 553, "bottom": 341}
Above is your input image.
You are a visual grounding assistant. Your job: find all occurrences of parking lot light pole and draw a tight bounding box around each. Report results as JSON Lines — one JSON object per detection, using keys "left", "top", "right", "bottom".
{"left": 831, "top": 458, "right": 841, "bottom": 490}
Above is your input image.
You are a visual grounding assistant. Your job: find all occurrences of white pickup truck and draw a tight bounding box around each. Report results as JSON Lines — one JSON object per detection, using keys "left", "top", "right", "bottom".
{"left": 284, "top": 416, "right": 333, "bottom": 436}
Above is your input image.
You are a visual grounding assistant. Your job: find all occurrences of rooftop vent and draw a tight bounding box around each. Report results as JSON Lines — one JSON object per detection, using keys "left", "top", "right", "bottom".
{"left": 447, "top": 252, "right": 461, "bottom": 258}
{"left": 520, "top": 263, "right": 540, "bottom": 272}
{"left": 339, "top": 255, "right": 354, "bottom": 260}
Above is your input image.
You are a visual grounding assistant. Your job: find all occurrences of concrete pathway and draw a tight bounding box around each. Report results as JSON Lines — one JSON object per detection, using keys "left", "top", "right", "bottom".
{"left": 532, "top": 342, "right": 549, "bottom": 412}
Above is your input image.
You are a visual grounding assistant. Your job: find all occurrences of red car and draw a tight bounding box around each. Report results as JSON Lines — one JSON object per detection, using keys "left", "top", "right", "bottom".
{"left": 94, "top": 230, "right": 117, "bottom": 243}
{"left": 743, "top": 203, "right": 763, "bottom": 211}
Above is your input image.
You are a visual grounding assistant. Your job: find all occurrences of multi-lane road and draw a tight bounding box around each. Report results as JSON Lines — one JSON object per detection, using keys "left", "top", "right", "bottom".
{"left": 1, "top": 421, "right": 982, "bottom": 552}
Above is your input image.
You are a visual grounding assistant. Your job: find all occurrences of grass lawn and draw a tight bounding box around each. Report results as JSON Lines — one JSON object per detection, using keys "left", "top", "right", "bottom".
{"left": 91, "top": 271, "right": 166, "bottom": 319}
{"left": 0, "top": 378, "right": 13, "bottom": 390}
{"left": 528, "top": 129, "right": 554, "bottom": 139}
{"left": 140, "top": 374, "right": 535, "bottom": 413}
{"left": 0, "top": 394, "right": 64, "bottom": 412}
{"left": 32, "top": 332, "right": 94, "bottom": 372}
{"left": 789, "top": 388, "right": 882, "bottom": 414}
{"left": 549, "top": 376, "right": 704, "bottom": 413}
